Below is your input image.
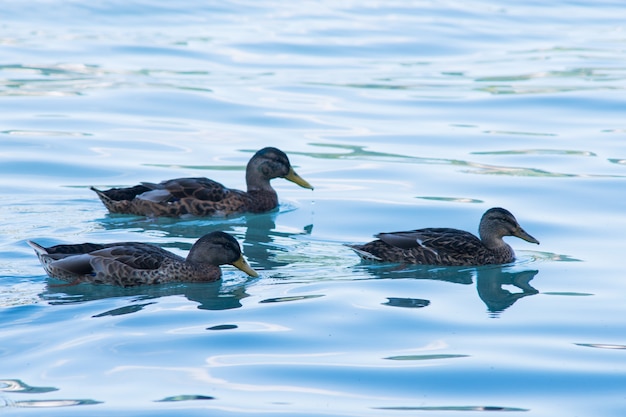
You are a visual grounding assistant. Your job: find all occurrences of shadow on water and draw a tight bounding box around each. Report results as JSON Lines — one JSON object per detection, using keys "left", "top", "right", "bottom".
{"left": 356, "top": 263, "right": 539, "bottom": 316}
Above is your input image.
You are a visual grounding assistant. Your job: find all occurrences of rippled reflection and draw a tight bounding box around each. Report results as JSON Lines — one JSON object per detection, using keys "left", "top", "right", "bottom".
{"left": 0, "top": 379, "right": 100, "bottom": 409}
{"left": 476, "top": 268, "right": 539, "bottom": 315}
{"left": 385, "top": 354, "right": 468, "bottom": 361}
{"left": 10, "top": 399, "right": 102, "bottom": 408}
{"left": 357, "top": 264, "right": 540, "bottom": 316}
{"left": 0, "top": 379, "right": 57, "bottom": 394}
{"left": 155, "top": 394, "right": 214, "bottom": 402}
{"left": 575, "top": 343, "right": 626, "bottom": 350}
{"left": 40, "top": 280, "right": 250, "bottom": 313}
{"left": 375, "top": 405, "right": 529, "bottom": 412}
{"left": 96, "top": 210, "right": 313, "bottom": 270}
{"left": 260, "top": 294, "right": 324, "bottom": 304}
{"left": 382, "top": 297, "right": 430, "bottom": 308}
{"left": 416, "top": 196, "right": 483, "bottom": 204}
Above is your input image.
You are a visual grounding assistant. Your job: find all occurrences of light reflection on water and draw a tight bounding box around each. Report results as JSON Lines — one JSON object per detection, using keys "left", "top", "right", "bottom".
{"left": 2, "top": 1, "right": 626, "bottom": 416}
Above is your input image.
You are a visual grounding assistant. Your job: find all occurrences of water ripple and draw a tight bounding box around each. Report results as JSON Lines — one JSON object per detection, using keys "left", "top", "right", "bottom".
{"left": 575, "top": 343, "right": 626, "bottom": 350}
{"left": 384, "top": 354, "right": 469, "bottom": 361}
{"left": 374, "top": 405, "right": 529, "bottom": 412}
{"left": 300, "top": 143, "right": 624, "bottom": 178}
{"left": 155, "top": 394, "right": 215, "bottom": 402}
{"left": 8, "top": 399, "right": 102, "bottom": 408}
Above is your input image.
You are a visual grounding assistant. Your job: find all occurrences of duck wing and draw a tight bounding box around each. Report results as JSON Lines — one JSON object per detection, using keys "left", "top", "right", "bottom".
{"left": 141, "top": 177, "right": 234, "bottom": 202}
{"left": 377, "top": 228, "right": 483, "bottom": 255}
{"left": 49, "top": 243, "right": 177, "bottom": 275}
{"left": 28, "top": 241, "right": 110, "bottom": 260}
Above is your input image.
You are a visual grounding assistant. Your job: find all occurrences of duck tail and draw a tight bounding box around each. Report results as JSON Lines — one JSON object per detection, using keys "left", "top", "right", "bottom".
{"left": 90, "top": 186, "right": 108, "bottom": 199}
{"left": 27, "top": 240, "right": 48, "bottom": 255}
{"left": 91, "top": 186, "right": 123, "bottom": 213}
{"left": 345, "top": 244, "right": 383, "bottom": 261}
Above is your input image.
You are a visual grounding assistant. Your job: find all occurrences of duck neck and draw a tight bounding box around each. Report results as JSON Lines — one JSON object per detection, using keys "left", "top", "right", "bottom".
{"left": 480, "top": 232, "right": 514, "bottom": 257}
{"left": 246, "top": 175, "right": 273, "bottom": 192}
{"left": 245, "top": 162, "right": 274, "bottom": 192}
{"left": 479, "top": 228, "right": 507, "bottom": 251}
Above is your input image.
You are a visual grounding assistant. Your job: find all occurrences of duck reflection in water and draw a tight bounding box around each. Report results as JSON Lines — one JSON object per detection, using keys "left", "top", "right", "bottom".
{"left": 40, "top": 280, "right": 250, "bottom": 314}
{"left": 96, "top": 210, "right": 313, "bottom": 271}
{"left": 476, "top": 267, "right": 538, "bottom": 315}
{"left": 357, "top": 264, "right": 539, "bottom": 316}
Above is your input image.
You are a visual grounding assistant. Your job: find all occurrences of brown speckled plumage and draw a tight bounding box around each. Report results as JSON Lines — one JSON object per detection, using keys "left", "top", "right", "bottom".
{"left": 28, "top": 231, "right": 258, "bottom": 287}
{"left": 91, "top": 147, "right": 314, "bottom": 217}
{"left": 348, "top": 207, "right": 539, "bottom": 266}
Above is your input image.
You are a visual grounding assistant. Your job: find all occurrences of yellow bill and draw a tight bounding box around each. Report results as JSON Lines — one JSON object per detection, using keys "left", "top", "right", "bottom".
{"left": 231, "top": 255, "right": 259, "bottom": 277}
{"left": 285, "top": 168, "right": 314, "bottom": 190}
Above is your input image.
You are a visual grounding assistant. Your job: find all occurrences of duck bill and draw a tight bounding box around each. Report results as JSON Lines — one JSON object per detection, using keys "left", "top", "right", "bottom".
{"left": 516, "top": 228, "right": 540, "bottom": 245}
{"left": 231, "top": 255, "right": 259, "bottom": 277}
{"left": 285, "top": 168, "right": 314, "bottom": 190}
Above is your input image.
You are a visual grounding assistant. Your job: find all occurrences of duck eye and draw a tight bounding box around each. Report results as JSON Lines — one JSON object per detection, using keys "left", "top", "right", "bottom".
{"left": 260, "top": 164, "right": 273, "bottom": 176}
{"left": 500, "top": 217, "right": 516, "bottom": 227}
{"left": 222, "top": 242, "right": 236, "bottom": 252}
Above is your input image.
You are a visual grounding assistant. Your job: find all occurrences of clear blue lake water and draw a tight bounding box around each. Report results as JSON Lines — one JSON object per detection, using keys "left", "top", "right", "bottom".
{"left": 1, "top": 1, "right": 626, "bottom": 416}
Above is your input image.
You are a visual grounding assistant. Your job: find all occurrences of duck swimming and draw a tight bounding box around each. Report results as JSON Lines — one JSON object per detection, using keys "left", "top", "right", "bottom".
{"left": 91, "top": 147, "right": 314, "bottom": 217}
{"left": 348, "top": 207, "right": 539, "bottom": 266}
{"left": 28, "top": 231, "right": 258, "bottom": 287}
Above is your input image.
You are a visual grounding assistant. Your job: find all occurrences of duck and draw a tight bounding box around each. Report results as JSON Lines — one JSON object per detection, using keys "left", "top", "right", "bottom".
{"left": 91, "top": 147, "right": 314, "bottom": 217}
{"left": 28, "top": 231, "right": 258, "bottom": 287}
{"left": 348, "top": 207, "right": 539, "bottom": 266}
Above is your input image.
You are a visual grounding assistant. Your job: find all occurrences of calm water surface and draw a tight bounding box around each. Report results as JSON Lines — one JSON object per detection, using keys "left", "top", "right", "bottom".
{"left": 2, "top": 1, "right": 626, "bottom": 416}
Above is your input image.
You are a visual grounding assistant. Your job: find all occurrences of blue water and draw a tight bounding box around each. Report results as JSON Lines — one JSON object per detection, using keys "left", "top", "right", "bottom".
{"left": 2, "top": 1, "right": 626, "bottom": 416}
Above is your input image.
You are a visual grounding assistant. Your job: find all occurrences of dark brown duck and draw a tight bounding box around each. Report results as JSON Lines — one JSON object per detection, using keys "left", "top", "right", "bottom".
{"left": 28, "top": 231, "right": 258, "bottom": 287}
{"left": 348, "top": 207, "right": 539, "bottom": 266}
{"left": 91, "top": 147, "right": 314, "bottom": 217}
